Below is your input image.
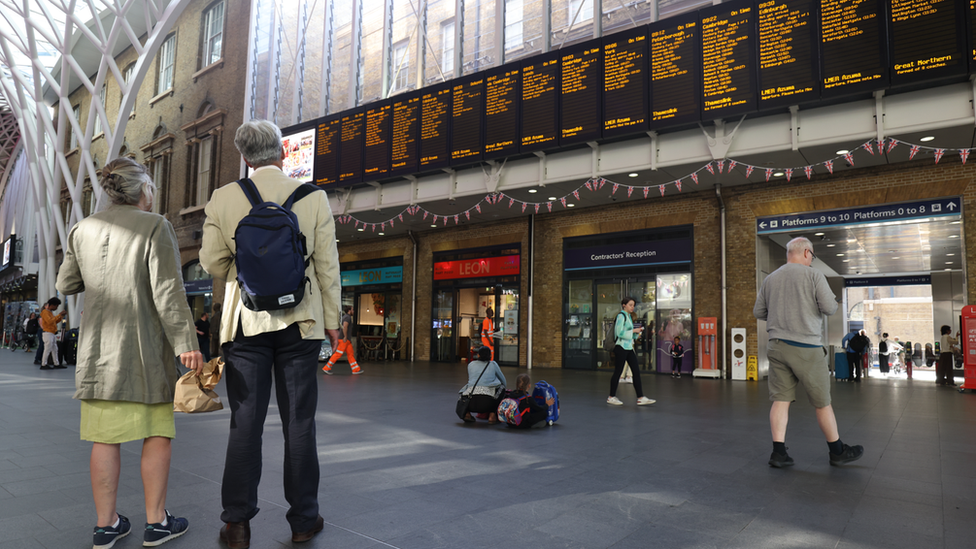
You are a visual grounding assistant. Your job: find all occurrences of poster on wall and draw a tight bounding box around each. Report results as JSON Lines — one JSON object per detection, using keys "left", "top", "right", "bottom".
{"left": 656, "top": 274, "right": 693, "bottom": 373}
{"left": 504, "top": 309, "right": 518, "bottom": 334}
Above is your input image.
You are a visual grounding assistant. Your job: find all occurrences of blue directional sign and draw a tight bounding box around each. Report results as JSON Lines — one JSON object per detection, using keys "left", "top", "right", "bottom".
{"left": 756, "top": 197, "right": 961, "bottom": 234}
{"left": 845, "top": 275, "right": 931, "bottom": 288}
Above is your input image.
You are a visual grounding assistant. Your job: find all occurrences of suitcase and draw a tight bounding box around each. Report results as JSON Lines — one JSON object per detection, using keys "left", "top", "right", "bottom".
{"left": 62, "top": 328, "right": 79, "bottom": 365}
{"left": 834, "top": 352, "right": 850, "bottom": 381}
{"left": 532, "top": 381, "right": 559, "bottom": 425}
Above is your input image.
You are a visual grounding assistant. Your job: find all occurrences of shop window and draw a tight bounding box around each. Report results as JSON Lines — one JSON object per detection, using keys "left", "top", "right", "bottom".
{"left": 202, "top": 1, "right": 225, "bottom": 67}
{"left": 157, "top": 33, "right": 176, "bottom": 94}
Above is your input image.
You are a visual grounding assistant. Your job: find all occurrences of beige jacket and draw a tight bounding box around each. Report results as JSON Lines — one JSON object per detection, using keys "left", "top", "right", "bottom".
{"left": 200, "top": 165, "right": 342, "bottom": 343}
{"left": 57, "top": 205, "right": 198, "bottom": 403}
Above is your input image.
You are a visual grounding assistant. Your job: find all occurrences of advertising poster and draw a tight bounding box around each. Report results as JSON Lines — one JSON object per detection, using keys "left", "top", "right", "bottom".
{"left": 282, "top": 128, "right": 315, "bottom": 182}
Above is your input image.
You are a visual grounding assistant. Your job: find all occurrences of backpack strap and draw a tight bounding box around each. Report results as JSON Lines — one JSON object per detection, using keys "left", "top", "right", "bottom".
{"left": 284, "top": 183, "right": 325, "bottom": 209}
{"left": 236, "top": 178, "right": 263, "bottom": 207}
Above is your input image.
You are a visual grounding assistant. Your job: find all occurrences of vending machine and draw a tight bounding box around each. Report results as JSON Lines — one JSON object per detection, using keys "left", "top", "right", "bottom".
{"left": 694, "top": 317, "right": 720, "bottom": 378}
{"left": 960, "top": 306, "right": 976, "bottom": 392}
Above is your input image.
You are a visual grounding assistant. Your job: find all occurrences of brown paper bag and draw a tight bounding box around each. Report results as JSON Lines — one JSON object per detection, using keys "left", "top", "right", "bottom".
{"left": 174, "top": 358, "right": 224, "bottom": 413}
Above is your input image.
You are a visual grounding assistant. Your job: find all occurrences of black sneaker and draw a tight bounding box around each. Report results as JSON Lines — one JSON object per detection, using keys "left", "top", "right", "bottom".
{"left": 829, "top": 444, "right": 864, "bottom": 466}
{"left": 143, "top": 510, "right": 188, "bottom": 546}
{"left": 768, "top": 450, "right": 794, "bottom": 468}
{"left": 93, "top": 514, "right": 131, "bottom": 549}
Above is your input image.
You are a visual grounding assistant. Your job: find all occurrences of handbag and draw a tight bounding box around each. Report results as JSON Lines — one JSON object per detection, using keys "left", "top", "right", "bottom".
{"left": 174, "top": 358, "right": 225, "bottom": 413}
{"left": 456, "top": 362, "right": 491, "bottom": 420}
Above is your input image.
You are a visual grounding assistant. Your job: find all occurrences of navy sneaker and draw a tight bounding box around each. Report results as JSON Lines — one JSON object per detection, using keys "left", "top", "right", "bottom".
{"left": 143, "top": 510, "right": 188, "bottom": 546}
{"left": 93, "top": 514, "right": 131, "bottom": 549}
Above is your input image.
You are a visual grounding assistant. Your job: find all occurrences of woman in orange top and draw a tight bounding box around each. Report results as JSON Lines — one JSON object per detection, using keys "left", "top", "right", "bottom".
{"left": 481, "top": 308, "right": 495, "bottom": 361}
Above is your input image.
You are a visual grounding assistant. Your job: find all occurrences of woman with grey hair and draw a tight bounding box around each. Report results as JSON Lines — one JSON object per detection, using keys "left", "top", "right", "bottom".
{"left": 57, "top": 156, "right": 204, "bottom": 548}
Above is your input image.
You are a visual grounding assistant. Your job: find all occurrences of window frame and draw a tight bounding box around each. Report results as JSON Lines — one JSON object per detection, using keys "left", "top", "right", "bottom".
{"left": 202, "top": 1, "right": 225, "bottom": 68}
{"left": 568, "top": 0, "right": 594, "bottom": 25}
{"left": 195, "top": 135, "right": 214, "bottom": 207}
{"left": 392, "top": 41, "right": 410, "bottom": 92}
{"left": 441, "top": 20, "right": 455, "bottom": 75}
{"left": 69, "top": 104, "right": 80, "bottom": 150}
{"left": 93, "top": 84, "right": 106, "bottom": 136}
{"left": 157, "top": 33, "right": 176, "bottom": 95}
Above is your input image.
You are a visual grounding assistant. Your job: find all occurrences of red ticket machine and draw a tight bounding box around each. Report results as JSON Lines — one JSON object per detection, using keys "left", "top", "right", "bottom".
{"left": 961, "top": 306, "right": 976, "bottom": 392}
{"left": 694, "top": 317, "right": 720, "bottom": 378}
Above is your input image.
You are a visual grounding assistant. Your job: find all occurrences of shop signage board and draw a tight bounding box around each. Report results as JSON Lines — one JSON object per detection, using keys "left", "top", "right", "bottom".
{"left": 433, "top": 255, "right": 521, "bottom": 280}
{"left": 756, "top": 197, "right": 962, "bottom": 234}
{"left": 844, "top": 275, "right": 931, "bottom": 288}
{"left": 340, "top": 266, "right": 403, "bottom": 287}
{"left": 183, "top": 279, "right": 213, "bottom": 295}
{"left": 564, "top": 238, "right": 693, "bottom": 270}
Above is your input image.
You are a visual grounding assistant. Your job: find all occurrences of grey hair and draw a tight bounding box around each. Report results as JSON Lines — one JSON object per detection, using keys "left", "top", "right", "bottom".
{"left": 786, "top": 236, "right": 813, "bottom": 258}
{"left": 99, "top": 157, "right": 154, "bottom": 206}
{"left": 234, "top": 120, "right": 283, "bottom": 167}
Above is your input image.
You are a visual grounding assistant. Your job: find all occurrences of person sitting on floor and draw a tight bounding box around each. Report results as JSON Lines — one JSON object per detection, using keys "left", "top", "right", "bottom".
{"left": 460, "top": 346, "right": 506, "bottom": 424}
{"left": 502, "top": 374, "right": 554, "bottom": 429}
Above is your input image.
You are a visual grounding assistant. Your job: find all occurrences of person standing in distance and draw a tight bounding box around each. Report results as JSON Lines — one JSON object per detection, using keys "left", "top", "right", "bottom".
{"left": 481, "top": 307, "right": 496, "bottom": 361}
{"left": 39, "top": 297, "right": 65, "bottom": 369}
{"left": 323, "top": 305, "right": 362, "bottom": 375}
{"left": 195, "top": 312, "right": 211, "bottom": 362}
{"left": 754, "top": 237, "right": 863, "bottom": 468}
{"left": 201, "top": 120, "right": 341, "bottom": 548}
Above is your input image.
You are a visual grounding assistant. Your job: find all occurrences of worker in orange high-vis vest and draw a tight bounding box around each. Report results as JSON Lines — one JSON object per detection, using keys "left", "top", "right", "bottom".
{"left": 323, "top": 305, "right": 362, "bottom": 375}
{"left": 481, "top": 307, "right": 496, "bottom": 361}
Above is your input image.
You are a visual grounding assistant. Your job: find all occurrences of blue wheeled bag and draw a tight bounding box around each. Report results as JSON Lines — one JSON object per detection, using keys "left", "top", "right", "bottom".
{"left": 834, "top": 352, "right": 850, "bottom": 381}
{"left": 532, "top": 381, "right": 559, "bottom": 425}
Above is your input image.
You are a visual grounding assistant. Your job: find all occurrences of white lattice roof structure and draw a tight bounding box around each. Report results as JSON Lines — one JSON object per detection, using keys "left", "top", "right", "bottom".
{"left": 0, "top": 0, "right": 194, "bottom": 322}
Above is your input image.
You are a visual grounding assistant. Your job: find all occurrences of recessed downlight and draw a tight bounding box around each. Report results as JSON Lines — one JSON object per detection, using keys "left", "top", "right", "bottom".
{"left": 430, "top": 224, "right": 437, "bottom": 228}
{"left": 946, "top": 262, "right": 954, "bottom": 265}
{"left": 836, "top": 149, "right": 849, "bottom": 155}
{"left": 548, "top": 197, "right": 557, "bottom": 201}
{"left": 815, "top": 232, "right": 825, "bottom": 236}
{"left": 528, "top": 189, "right": 538, "bottom": 194}
{"left": 357, "top": 228, "right": 364, "bottom": 232}
{"left": 628, "top": 173, "right": 639, "bottom": 178}
{"left": 920, "top": 136, "right": 935, "bottom": 142}
{"left": 842, "top": 259, "right": 850, "bottom": 263}
{"left": 836, "top": 253, "right": 845, "bottom": 257}
{"left": 773, "top": 172, "right": 784, "bottom": 177}
{"left": 949, "top": 235, "right": 959, "bottom": 238}
{"left": 378, "top": 232, "right": 385, "bottom": 236}
{"left": 947, "top": 253, "right": 955, "bottom": 256}
{"left": 567, "top": 203, "right": 575, "bottom": 207}
{"left": 826, "top": 244, "right": 836, "bottom": 248}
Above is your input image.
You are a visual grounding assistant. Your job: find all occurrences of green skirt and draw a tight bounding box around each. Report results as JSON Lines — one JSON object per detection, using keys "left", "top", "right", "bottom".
{"left": 80, "top": 400, "right": 175, "bottom": 444}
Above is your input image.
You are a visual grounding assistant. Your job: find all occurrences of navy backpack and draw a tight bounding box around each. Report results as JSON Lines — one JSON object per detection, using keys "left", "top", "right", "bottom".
{"left": 233, "top": 178, "right": 321, "bottom": 311}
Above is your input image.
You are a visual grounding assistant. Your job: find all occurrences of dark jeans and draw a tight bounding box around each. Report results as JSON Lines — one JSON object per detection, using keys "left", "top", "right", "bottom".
{"left": 936, "top": 352, "right": 955, "bottom": 385}
{"left": 847, "top": 352, "right": 862, "bottom": 380}
{"left": 197, "top": 335, "right": 211, "bottom": 362}
{"left": 610, "top": 346, "right": 643, "bottom": 398}
{"left": 220, "top": 323, "right": 321, "bottom": 532}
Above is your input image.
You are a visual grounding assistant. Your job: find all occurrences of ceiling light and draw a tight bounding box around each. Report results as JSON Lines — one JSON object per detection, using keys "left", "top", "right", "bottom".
{"left": 378, "top": 232, "right": 385, "bottom": 236}
{"left": 567, "top": 203, "right": 575, "bottom": 207}
{"left": 548, "top": 197, "right": 557, "bottom": 201}
{"left": 947, "top": 253, "right": 955, "bottom": 256}
{"left": 836, "top": 149, "right": 849, "bottom": 155}
{"left": 431, "top": 224, "right": 437, "bottom": 227}
{"left": 892, "top": 257, "right": 900, "bottom": 259}
{"left": 949, "top": 235, "right": 959, "bottom": 238}
{"left": 773, "top": 172, "right": 784, "bottom": 177}
{"left": 836, "top": 253, "right": 844, "bottom": 257}
{"left": 842, "top": 259, "right": 850, "bottom": 263}
{"left": 335, "top": 239, "right": 340, "bottom": 242}
{"left": 357, "top": 228, "right": 364, "bottom": 232}
{"left": 826, "top": 244, "right": 836, "bottom": 248}
{"left": 946, "top": 262, "right": 953, "bottom": 265}
{"left": 815, "top": 232, "right": 825, "bottom": 236}
{"left": 847, "top": 239, "right": 856, "bottom": 243}
{"left": 628, "top": 173, "right": 639, "bottom": 178}
{"left": 945, "top": 268, "right": 952, "bottom": 271}
{"left": 920, "top": 136, "right": 935, "bottom": 142}
{"left": 951, "top": 220, "right": 961, "bottom": 224}
{"left": 528, "top": 189, "right": 537, "bottom": 194}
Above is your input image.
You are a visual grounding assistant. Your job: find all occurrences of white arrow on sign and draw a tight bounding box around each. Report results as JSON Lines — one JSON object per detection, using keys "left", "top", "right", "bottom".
{"left": 947, "top": 202, "right": 957, "bottom": 210}
{"left": 759, "top": 222, "right": 767, "bottom": 228}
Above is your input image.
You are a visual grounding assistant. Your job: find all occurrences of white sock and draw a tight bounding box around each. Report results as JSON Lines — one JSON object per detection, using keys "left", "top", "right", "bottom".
{"left": 159, "top": 515, "right": 168, "bottom": 527}
{"left": 111, "top": 516, "right": 120, "bottom": 528}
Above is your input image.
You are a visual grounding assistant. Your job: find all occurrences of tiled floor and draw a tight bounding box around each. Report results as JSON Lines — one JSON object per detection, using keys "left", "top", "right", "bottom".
{"left": 1, "top": 349, "right": 974, "bottom": 549}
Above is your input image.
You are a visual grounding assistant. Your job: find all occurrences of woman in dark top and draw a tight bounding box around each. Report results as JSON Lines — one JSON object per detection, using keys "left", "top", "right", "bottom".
{"left": 670, "top": 336, "right": 684, "bottom": 378}
{"left": 506, "top": 374, "right": 554, "bottom": 429}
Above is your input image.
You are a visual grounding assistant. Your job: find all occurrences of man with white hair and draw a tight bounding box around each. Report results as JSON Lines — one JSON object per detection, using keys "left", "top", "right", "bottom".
{"left": 201, "top": 119, "right": 341, "bottom": 547}
{"left": 754, "top": 236, "right": 863, "bottom": 468}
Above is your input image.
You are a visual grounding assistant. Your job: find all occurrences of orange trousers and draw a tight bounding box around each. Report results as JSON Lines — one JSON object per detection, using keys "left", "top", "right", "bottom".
{"left": 325, "top": 339, "right": 359, "bottom": 371}
{"left": 481, "top": 337, "right": 494, "bottom": 360}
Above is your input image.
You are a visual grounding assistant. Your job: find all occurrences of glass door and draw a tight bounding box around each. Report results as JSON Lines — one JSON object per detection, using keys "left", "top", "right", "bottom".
{"left": 431, "top": 289, "right": 454, "bottom": 361}
{"left": 596, "top": 281, "right": 624, "bottom": 369}
{"left": 655, "top": 273, "right": 693, "bottom": 373}
{"left": 564, "top": 279, "right": 594, "bottom": 369}
{"left": 497, "top": 286, "right": 519, "bottom": 365}
{"left": 629, "top": 279, "right": 656, "bottom": 372}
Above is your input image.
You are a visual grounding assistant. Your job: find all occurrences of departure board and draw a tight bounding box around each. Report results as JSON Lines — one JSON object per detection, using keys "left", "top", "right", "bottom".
{"left": 649, "top": 12, "right": 700, "bottom": 129}
{"left": 419, "top": 85, "right": 452, "bottom": 170}
{"left": 484, "top": 66, "right": 520, "bottom": 160}
{"left": 603, "top": 26, "right": 649, "bottom": 138}
{"left": 313, "top": 117, "right": 340, "bottom": 188}
{"left": 451, "top": 75, "right": 484, "bottom": 165}
{"left": 363, "top": 102, "right": 391, "bottom": 178}
{"left": 889, "top": 0, "right": 966, "bottom": 88}
{"left": 758, "top": 0, "right": 819, "bottom": 109}
{"left": 560, "top": 44, "right": 603, "bottom": 146}
{"left": 821, "top": 0, "right": 887, "bottom": 98}
{"left": 338, "top": 110, "right": 365, "bottom": 185}
{"left": 389, "top": 93, "right": 421, "bottom": 177}
{"left": 700, "top": 0, "right": 757, "bottom": 119}
{"left": 521, "top": 52, "right": 560, "bottom": 152}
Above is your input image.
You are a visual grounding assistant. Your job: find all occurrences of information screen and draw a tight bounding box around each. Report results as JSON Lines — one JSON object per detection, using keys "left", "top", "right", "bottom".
{"left": 700, "top": 0, "right": 757, "bottom": 119}
{"left": 821, "top": 0, "right": 887, "bottom": 98}
{"left": 363, "top": 101, "right": 391, "bottom": 179}
{"left": 451, "top": 75, "right": 484, "bottom": 165}
{"left": 419, "top": 85, "right": 452, "bottom": 171}
{"left": 281, "top": 126, "right": 315, "bottom": 183}
{"left": 758, "top": 0, "right": 819, "bottom": 109}
{"left": 313, "top": 117, "right": 340, "bottom": 188}
{"left": 484, "top": 66, "right": 521, "bottom": 160}
{"left": 889, "top": 0, "right": 966, "bottom": 88}
{"left": 603, "top": 26, "right": 648, "bottom": 138}
{"left": 338, "top": 110, "right": 365, "bottom": 185}
{"left": 389, "top": 93, "right": 421, "bottom": 177}
{"left": 521, "top": 52, "right": 560, "bottom": 153}
{"left": 560, "top": 44, "right": 603, "bottom": 146}
{"left": 649, "top": 12, "right": 700, "bottom": 129}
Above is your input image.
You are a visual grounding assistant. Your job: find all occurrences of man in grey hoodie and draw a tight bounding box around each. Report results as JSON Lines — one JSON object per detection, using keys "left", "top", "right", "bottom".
{"left": 754, "top": 237, "right": 864, "bottom": 468}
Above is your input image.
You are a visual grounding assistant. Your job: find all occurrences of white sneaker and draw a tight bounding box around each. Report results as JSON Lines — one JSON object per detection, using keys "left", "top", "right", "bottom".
{"left": 607, "top": 396, "right": 623, "bottom": 406}
{"left": 625, "top": 377, "right": 633, "bottom": 384}
{"left": 636, "top": 397, "right": 656, "bottom": 406}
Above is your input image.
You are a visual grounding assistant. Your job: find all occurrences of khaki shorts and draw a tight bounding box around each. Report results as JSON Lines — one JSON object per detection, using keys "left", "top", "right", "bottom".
{"left": 767, "top": 339, "right": 831, "bottom": 408}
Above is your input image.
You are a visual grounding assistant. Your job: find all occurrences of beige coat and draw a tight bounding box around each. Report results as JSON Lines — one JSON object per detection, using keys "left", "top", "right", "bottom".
{"left": 57, "top": 205, "right": 198, "bottom": 403}
{"left": 200, "top": 165, "right": 342, "bottom": 344}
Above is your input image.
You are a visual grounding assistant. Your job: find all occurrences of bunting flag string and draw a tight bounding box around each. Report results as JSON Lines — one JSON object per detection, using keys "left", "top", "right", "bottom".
{"left": 336, "top": 138, "right": 976, "bottom": 232}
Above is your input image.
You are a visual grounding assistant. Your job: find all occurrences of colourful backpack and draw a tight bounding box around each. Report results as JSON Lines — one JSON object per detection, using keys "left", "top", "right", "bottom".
{"left": 498, "top": 395, "right": 530, "bottom": 426}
